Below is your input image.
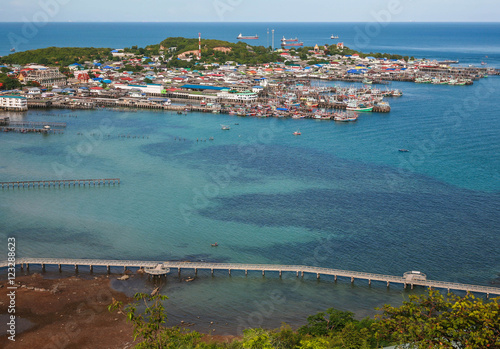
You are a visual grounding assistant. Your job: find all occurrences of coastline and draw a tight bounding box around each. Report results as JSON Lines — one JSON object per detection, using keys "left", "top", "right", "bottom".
{"left": 0, "top": 273, "right": 135, "bottom": 348}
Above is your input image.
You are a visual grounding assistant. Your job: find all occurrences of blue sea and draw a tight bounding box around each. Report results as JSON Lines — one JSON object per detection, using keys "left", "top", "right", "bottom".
{"left": 0, "top": 23, "right": 499, "bottom": 335}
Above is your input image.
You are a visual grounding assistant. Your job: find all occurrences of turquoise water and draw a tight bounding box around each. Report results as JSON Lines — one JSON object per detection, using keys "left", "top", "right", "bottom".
{"left": 1, "top": 22, "right": 500, "bottom": 334}
{"left": 1, "top": 78, "right": 499, "bottom": 334}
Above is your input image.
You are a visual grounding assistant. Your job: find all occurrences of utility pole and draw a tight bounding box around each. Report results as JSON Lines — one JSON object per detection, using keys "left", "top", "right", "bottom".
{"left": 272, "top": 29, "right": 275, "bottom": 51}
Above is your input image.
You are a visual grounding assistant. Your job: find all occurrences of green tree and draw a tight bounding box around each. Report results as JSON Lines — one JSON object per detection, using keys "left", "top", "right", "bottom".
{"left": 0, "top": 73, "right": 22, "bottom": 90}
{"left": 374, "top": 289, "right": 500, "bottom": 348}
{"left": 109, "top": 292, "right": 171, "bottom": 348}
{"left": 241, "top": 328, "right": 274, "bottom": 349}
{"left": 299, "top": 308, "right": 355, "bottom": 337}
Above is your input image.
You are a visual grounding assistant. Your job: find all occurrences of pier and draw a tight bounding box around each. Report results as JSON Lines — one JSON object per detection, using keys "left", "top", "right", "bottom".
{"left": 0, "top": 178, "right": 120, "bottom": 189}
{"left": 3, "top": 258, "right": 499, "bottom": 297}
{"left": 7, "top": 121, "right": 67, "bottom": 128}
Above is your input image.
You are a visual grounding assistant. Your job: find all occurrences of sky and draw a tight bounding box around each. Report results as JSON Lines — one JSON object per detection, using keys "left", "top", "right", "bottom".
{"left": 0, "top": 0, "right": 499, "bottom": 23}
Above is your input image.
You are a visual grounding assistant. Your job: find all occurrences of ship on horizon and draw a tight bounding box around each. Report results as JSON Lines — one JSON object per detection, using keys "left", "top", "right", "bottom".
{"left": 237, "top": 33, "right": 259, "bottom": 40}
{"left": 281, "top": 41, "right": 304, "bottom": 47}
{"left": 281, "top": 36, "right": 299, "bottom": 42}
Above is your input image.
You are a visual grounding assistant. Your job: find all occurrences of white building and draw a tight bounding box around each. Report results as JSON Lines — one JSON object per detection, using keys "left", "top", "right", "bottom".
{"left": 217, "top": 91, "right": 258, "bottom": 102}
{"left": 0, "top": 95, "right": 28, "bottom": 111}
{"left": 114, "top": 83, "right": 164, "bottom": 96}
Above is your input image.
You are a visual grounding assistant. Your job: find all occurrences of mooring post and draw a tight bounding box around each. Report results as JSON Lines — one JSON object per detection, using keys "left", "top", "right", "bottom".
{"left": 411, "top": 284, "right": 414, "bottom": 290}
{"left": 317, "top": 273, "right": 320, "bottom": 279}
{"left": 334, "top": 275, "right": 337, "bottom": 281}
{"left": 211, "top": 268, "right": 214, "bottom": 276}
{"left": 42, "top": 264, "right": 45, "bottom": 271}
{"left": 58, "top": 264, "right": 61, "bottom": 272}
{"left": 387, "top": 281, "right": 390, "bottom": 287}
{"left": 301, "top": 271, "right": 304, "bottom": 277}
{"left": 296, "top": 271, "right": 299, "bottom": 277}
{"left": 351, "top": 277, "right": 354, "bottom": 284}
{"left": 26, "top": 263, "right": 29, "bottom": 270}
{"left": 75, "top": 265, "right": 78, "bottom": 272}
{"left": 245, "top": 270, "right": 248, "bottom": 276}
{"left": 228, "top": 269, "right": 231, "bottom": 276}
{"left": 279, "top": 270, "right": 282, "bottom": 278}
{"left": 195, "top": 268, "right": 197, "bottom": 275}
{"left": 368, "top": 279, "right": 371, "bottom": 286}
{"left": 90, "top": 265, "right": 93, "bottom": 273}
{"left": 262, "top": 270, "right": 265, "bottom": 276}
{"left": 178, "top": 267, "right": 181, "bottom": 277}
{"left": 107, "top": 265, "right": 110, "bottom": 274}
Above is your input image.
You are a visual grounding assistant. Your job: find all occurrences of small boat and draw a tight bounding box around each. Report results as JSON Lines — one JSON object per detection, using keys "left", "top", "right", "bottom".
{"left": 221, "top": 125, "right": 230, "bottom": 130}
{"left": 399, "top": 149, "right": 409, "bottom": 152}
{"left": 10, "top": 48, "right": 15, "bottom": 52}
{"left": 481, "top": 62, "right": 487, "bottom": 65}
{"left": 211, "top": 242, "right": 218, "bottom": 247}
{"left": 293, "top": 130, "right": 301, "bottom": 135}
{"left": 330, "top": 34, "right": 339, "bottom": 39}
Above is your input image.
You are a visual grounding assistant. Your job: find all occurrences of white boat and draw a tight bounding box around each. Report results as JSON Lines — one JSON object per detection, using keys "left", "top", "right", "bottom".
{"left": 221, "top": 125, "right": 230, "bottom": 130}
{"left": 330, "top": 34, "right": 339, "bottom": 39}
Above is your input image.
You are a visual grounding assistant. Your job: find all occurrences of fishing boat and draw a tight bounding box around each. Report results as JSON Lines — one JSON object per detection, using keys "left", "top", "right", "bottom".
{"left": 237, "top": 34, "right": 259, "bottom": 40}
{"left": 221, "top": 125, "right": 230, "bottom": 130}
{"left": 330, "top": 34, "right": 339, "bottom": 39}
{"left": 334, "top": 115, "right": 358, "bottom": 122}
{"left": 346, "top": 100, "right": 373, "bottom": 112}
{"left": 293, "top": 130, "right": 301, "bottom": 135}
{"left": 399, "top": 149, "right": 409, "bottom": 152}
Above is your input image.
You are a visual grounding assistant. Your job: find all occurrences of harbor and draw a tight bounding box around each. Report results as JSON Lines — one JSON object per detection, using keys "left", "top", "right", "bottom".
{"left": 1, "top": 21, "right": 499, "bottom": 344}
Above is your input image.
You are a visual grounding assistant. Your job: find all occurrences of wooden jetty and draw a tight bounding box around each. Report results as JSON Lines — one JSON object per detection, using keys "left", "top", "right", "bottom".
{"left": 8, "top": 121, "right": 66, "bottom": 128}
{"left": 0, "top": 126, "right": 64, "bottom": 134}
{"left": 0, "top": 178, "right": 120, "bottom": 189}
{"left": 3, "top": 258, "right": 499, "bottom": 297}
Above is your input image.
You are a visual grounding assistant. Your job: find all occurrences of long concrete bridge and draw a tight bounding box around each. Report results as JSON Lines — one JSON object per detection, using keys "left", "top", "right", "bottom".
{"left": 2, "top": 258, "right": 499, "bottom": 297}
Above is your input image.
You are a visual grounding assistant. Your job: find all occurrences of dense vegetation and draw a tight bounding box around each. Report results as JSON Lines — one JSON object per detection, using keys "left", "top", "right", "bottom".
{"left": 0, "top": 73, "right": 22, "bottom": 90}
{"left": 109, "top": 289, "right": 500, "bottom": 349}
{"left": 0, "top": 37, "right": 416, "bottom": 70}
{"left": 0, "top": 47, "right": 112, "bottom": 66}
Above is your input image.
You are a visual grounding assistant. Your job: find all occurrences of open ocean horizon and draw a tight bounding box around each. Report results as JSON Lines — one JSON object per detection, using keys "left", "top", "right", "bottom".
{"left": 0, "top": 22, "right": 499, "bottom": 335}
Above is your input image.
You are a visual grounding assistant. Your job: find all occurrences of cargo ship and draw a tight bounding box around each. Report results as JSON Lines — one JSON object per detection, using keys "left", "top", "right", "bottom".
{"left": 281, "top": 41, "right": 304, "bottom": 47}
{"left": 237, "top": 34, "right": 259, "bottom": 40}
{"left": 281, "top": 36, "right": 299, "bottom": 42}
